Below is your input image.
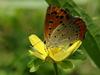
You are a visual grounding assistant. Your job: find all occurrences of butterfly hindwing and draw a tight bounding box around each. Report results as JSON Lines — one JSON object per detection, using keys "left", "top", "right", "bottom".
{"left": 70, "top": 17, "right": 86, "bottom": 40}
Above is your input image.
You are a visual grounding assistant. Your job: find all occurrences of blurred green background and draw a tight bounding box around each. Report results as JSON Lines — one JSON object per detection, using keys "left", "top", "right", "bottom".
{"left": 0, "top": 0, "right": 100, "bottom": 75}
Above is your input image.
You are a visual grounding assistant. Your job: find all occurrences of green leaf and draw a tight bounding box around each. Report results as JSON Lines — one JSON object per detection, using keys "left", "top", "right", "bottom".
{"left": 45, "top": 0, "right": 60, "bottom": 6}
{"left": 29, "top": 63, "right": 39, "bottom": 72}
{"left": 28, "top": 58, "right": 43, "bottom": 72}
{"left": 82, "top": 31, "right": 100, "bottom": 68}
{"left": 58, "top": 60, "right": 73, "bottom": 70}
{"left": 63, "top": 1, "right": 100, "bottom": 68}
{"left": 68, "top": 50, "right": 86, "bottom": 60}
{"left": 45, "top": 0, "right": 100, "bottom": 68}
{"left": 95, "top": 34, "right": 100, "bottom": 49}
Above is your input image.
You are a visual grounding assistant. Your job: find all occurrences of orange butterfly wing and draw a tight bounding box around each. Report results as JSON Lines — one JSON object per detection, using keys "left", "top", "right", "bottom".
{"left": 44, "top": 5, "right": 70, "bottom": 41}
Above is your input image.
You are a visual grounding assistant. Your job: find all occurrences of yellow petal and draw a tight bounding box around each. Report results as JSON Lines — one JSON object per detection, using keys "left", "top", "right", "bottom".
{"left": 48, "top": 47, "right": 62, "bottom": 59}
{"left": 49, "top": 40, "right": 82, "bottom": 61}
{"left": 29, "top": 50, "right": 46, "bottom": 60}
{"left": 29, "top": 34, "right": 48, "bottom": 59}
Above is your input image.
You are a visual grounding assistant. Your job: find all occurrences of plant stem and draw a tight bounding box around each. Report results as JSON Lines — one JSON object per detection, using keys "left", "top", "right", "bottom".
{"left": 53, "top": 62, "right": 58, "bottom": 75}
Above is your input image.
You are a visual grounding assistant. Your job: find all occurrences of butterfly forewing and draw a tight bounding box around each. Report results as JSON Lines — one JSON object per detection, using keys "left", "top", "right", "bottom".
{"left": 44, "top": 5, "right": 70, "bottom": 41}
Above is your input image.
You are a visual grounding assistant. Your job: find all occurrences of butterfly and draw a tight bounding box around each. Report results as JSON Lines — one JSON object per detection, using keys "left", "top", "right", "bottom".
{"left": 44, "top": 5, "right": 86, "bottom": 48}
{"left": 29, "top": 5, "right": 86, "bottom": 61}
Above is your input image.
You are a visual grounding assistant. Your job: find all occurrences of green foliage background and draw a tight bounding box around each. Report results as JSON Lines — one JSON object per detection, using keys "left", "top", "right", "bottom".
{"left": 0, "top": 0, "right": 100, "bottom": 75}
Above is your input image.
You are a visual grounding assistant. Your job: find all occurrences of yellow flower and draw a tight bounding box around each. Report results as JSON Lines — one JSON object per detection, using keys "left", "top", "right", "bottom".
{"left": 29, "top": 34, "right": 82, "bottom": 62}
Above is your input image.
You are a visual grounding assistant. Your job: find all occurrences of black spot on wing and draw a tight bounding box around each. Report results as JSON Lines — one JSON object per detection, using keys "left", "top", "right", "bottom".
{"left": 44, "top": 40, "right": 46, "bottom": 44}
{"left": 56, "top": 16, "right": 59, "bottom": 18}
{"left": 48, "top": 20, "right": 53, "bottom": 24}
{"left": 47, "top": 13, "right": 50, "bottom": 16}
{"left": 61, "top": 34, "right": 64, "bottom": 36}
{"left": 49, "top": 33, "right": 51, "bottom": 36}
{"left": 59, "top": 21, "right": 63, "bottom": 24}
{"left": 49, "top": 28, "right": 52, "bottom": 30}
{"left": 54, "top": 36, "right": 57, "bottom": 38}
{"left": 51, "top": 11, "right": 57, "bottom": 15}
{"left": 60, "top": 16, "right": 64, "bottom": 19}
